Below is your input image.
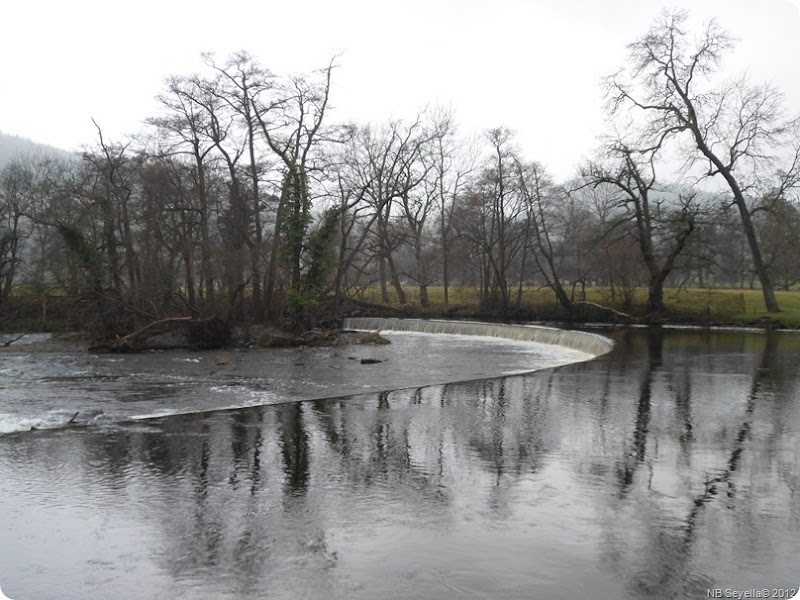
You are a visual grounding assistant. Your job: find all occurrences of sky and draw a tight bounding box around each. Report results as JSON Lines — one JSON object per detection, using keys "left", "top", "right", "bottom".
{"left": 2, "top": 0, "right": 800, "bottom": 181}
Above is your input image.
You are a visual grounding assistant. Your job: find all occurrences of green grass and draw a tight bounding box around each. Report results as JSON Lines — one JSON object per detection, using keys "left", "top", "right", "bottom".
{"left": 351, "top": 285, "right": 800, "bottom": 328}
{"left": 6, "top": 285, "right": 799, "bottom": 332}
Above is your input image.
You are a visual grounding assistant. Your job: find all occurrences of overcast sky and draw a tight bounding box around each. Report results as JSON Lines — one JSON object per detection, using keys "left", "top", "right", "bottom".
{"left": 3, "top": 0, "right": 800, "bottom": 180}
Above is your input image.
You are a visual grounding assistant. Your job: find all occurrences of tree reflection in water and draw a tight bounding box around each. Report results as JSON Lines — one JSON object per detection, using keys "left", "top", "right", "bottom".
{"left": 0, "top": 328, "right": 798, "bottom": 599}
{"left": 597, "top": 328, "right": 797, "bottom": 599}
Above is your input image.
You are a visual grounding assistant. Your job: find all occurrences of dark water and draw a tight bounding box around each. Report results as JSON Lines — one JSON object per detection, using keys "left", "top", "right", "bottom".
{"left": 1, "top": 327, "right": 799, "bottom": 599}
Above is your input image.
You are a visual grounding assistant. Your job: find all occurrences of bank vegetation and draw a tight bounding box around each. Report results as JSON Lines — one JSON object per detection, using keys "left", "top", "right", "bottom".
{"left": 1, "top": 11, "right": 799, "bottom": 345}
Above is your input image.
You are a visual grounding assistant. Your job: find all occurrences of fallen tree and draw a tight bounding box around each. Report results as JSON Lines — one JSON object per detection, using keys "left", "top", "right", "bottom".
{"left": 89, "top": 316, "right": 230, "bottom": 352}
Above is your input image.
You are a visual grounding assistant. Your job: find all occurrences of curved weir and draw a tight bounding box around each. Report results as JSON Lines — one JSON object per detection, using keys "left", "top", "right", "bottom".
{"left": 343, "top": 317, "right": 614, "bottom": 357}
{"left": 0, "top": 321, "right": 606, "bottom": 436}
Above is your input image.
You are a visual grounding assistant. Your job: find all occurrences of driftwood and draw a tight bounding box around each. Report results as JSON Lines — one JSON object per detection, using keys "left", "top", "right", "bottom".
{"left": 2, "top": 334, "right": 25, "bottom": 347}
{"left": 120, "top": 316, "right": 194, "bottom": 345}
{"left": 574, "top": 301, "right": 638, "bottom": 321}
{"left": 89, "top": 316, "right": 229, "bottom": 352}
{"left": 261, "top": 328, "right": 341, "bottom": 348}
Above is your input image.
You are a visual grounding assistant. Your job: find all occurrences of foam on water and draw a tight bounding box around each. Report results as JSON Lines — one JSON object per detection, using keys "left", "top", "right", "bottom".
{"left": 0, "top": 409, "right": 109, "bottom": 434}
{"left": 0, "top": 321, "right": 612, "bottom": 435}
{"left": 343, "top": 317, "right": 615, "bottom": 356}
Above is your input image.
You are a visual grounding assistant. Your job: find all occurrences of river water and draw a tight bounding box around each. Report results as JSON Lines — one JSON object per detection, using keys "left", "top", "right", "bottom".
{"left": 0, "top": 326, "right": 798, "bottom": 599}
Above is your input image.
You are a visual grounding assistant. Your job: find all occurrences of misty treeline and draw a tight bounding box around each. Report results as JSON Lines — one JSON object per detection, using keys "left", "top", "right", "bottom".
{"left": 1, "top": 10, "right": 800, "bottom": 337}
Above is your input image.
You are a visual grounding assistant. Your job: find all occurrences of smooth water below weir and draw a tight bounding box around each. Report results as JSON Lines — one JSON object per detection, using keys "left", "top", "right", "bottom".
{"left": 1, "top": 326, "right": 799, "bottom": 599}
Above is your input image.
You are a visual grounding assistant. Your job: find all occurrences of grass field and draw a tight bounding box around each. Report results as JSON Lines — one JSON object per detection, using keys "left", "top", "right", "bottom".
{"left": 4, "top": 285, "right": 799, "bottom": 333}
{"left": 351, "top": 285, "right": 800, "bottom": 328}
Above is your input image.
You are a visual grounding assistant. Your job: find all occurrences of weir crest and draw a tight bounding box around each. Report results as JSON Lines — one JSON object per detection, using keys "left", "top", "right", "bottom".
{"left": 343, "top": 318, "right": 614, "bottom": 357}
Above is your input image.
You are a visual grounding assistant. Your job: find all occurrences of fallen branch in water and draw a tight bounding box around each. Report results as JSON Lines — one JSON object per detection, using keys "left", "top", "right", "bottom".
{"left": 574, "top": 301, "right": 638, "bottom": 321}
{"left": 89, "top": 315, "right": 228, "bottom": 352}
{"left": 118, "top": 316, "right": 195, "bottom": 344}
{"left": 2, "top": 334, "right": 26, "bottom": 347}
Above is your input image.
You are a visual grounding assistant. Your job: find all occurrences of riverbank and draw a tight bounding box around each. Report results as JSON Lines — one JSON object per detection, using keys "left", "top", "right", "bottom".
{"left": 1, "top": 287, "right": 798, "bottom": 351}
{"left": 342, "top": 286, "right": 800, "bottom": 330}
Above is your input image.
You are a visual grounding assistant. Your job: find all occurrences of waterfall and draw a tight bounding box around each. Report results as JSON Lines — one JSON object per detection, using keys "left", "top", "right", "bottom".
{"left": 343, "top": 317, "right": 614, "bottom": 357}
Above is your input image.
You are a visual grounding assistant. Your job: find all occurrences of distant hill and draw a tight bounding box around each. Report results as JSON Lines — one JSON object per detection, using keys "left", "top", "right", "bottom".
{"left": 0, "top": 131, "right": 74, "bottom": 167}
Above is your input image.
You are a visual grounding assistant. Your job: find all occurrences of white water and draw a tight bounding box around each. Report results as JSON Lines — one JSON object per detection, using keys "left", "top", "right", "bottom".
{"left": 343, "top": 317, "right": 615, "bottom": 356}
{"left": 0, "top": 323, "right": 608, "bottom": 436}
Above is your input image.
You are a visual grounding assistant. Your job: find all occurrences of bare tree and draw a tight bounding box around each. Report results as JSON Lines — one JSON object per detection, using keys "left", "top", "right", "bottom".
{"left": 515, "top": 160, "right": 573, "bottom": 312}
{"left": 586, "top": 145, "right": 699, "bottom": 313}
{"left": 153, "top": 74, "right": 250, "bottom": 315}
{"left": 335, "top": 118, "right": 434, "bottom": 305}
{"left": 326, "top": 134, "right": 378, "bottom": 298}
{"left": 607, "top": 9, "right": 800, "bottom": 313}
{"left": 203, "top": 52, "right": 275, "bottom": 319}
{"left": 185, "top": 77, "right": 249, "bottom": 315}
{"left": 151, "top": 75, "right": 221, "bottom": 308}
{"left": 0, "top": 159, "right": 34, "bottom": 301}
{"left": 252, "top": 58, "right": 335, "bottom": 317}
{"left": 458, "top": 128, "right": 528, "bottom": 313}
{"left": 86, "top": 121, "right": 141, "bottom": 305}
{"left": 429, "top": 123, "right": 476, "bottom": 308}
{"left": 397, "top": 112, "right": 452, "bottom": 307}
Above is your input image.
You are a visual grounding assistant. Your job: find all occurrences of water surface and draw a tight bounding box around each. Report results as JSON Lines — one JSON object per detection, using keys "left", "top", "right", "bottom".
{"left": 0, "top": 331, "right": 588, "bottom": 434}
{"left": 0, "top": 327, "right": 798, "bottom": 599}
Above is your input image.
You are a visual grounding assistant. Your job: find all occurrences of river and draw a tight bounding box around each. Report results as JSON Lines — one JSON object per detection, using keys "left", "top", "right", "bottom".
{"left": 0, "top": 325, "right": 798, "bottom": 599}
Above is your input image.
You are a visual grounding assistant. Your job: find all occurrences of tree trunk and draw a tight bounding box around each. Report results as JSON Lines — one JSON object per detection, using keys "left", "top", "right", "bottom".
{"left": 647, "top": 275, "right": 665, "bottom": 314}
{"left": 265, "top": 187, "right": 285, "bottom": 321}
{"left": 194, "top": 155, "right": 215, "bottom": 309}
{"left": 442, "top": 236, "right": 449, "bottom": 308}
{"left": 414, "top": 229, "right": 429, "bottom": 307}
{"left": 386, "top": 250, "right": 406, "bottom": 305}
{"left": 687, "top": 100, "right": 780, "bottom": 312}
{"left": 247, "top": 127, "right": 264, "bottom": 321}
